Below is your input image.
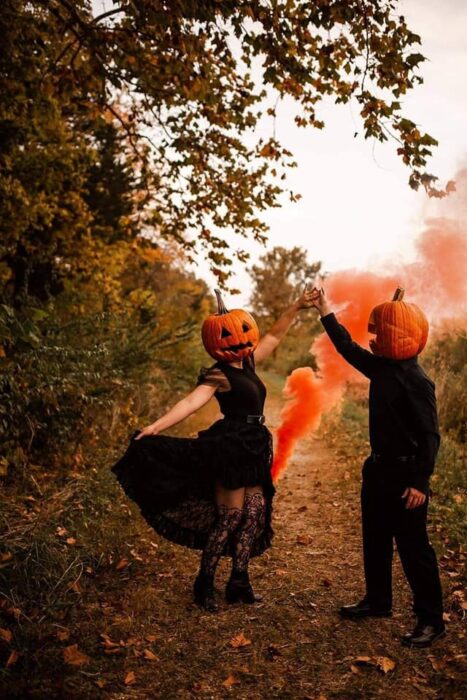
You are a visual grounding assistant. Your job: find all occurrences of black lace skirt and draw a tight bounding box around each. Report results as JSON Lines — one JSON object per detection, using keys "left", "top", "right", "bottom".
{"left": 111, "top": 418, "right": 275, "bottom": 558}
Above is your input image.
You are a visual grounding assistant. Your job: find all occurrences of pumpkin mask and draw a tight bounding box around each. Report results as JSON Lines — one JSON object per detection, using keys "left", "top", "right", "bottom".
{"left": 201, "top": 290, "right": 260, "bottom": 362}
{"left": 368, "top": 287, "right": 429, "bottom": 360}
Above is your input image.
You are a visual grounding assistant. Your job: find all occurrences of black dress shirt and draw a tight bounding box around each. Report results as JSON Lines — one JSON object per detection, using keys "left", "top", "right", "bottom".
{"left": 320, "top": 313, "right": 440, "bottom": 493}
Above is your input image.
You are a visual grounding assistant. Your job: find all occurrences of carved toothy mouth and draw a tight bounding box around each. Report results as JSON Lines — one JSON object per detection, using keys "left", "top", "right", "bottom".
{"left": 222, "top": 341, "right": 254, "bottom": 352}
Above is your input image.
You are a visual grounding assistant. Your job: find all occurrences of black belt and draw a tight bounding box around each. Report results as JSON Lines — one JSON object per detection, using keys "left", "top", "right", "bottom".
{"left": 224, "top": 414, "right": 265, "bottom": 425}
{"left": 370, "top": 452, "right": 416, "bottom": 464}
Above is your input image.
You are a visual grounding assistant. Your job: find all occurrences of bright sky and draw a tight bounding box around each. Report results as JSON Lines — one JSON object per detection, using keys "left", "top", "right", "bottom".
{"left": 196, "top": 0, "right": 467, "bottom": 304}
{"left": 92, "top": 0, "right": 467, "bottom": 304}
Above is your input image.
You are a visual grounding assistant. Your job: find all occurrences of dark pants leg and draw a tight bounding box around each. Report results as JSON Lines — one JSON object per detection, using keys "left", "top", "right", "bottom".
{"left": 361, "top": 459, "right": 443, "bottom": 622}
{"left": 361, "top": 470, "right": 394, "bottom": 610}
{"left": 394, "top": 495, "right": 444, "bottom": 625}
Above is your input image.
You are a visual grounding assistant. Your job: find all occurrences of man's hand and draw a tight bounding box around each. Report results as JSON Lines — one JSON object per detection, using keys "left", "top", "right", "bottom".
{"left": 310, "top": 286, "right": 332, "bottom": 317}
{"left": 402, "top": 487, "right": 426, "bottom": 509}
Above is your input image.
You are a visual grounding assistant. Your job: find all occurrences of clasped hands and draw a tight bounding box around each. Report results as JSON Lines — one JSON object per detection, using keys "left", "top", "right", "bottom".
{"left": 294, "top": 284, "right": 330, "bottom": 316}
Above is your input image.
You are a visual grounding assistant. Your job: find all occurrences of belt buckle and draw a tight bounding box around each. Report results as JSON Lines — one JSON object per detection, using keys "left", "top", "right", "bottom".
{"left": 247, "top": 414, "right": 264, "bottom": 424}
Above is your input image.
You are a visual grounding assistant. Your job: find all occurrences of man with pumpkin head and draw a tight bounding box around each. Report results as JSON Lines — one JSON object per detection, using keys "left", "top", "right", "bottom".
{"left": 311, "top": 286, "right": 445, "bottom": 648}
{"left": 112, "top": 287, "right": 315, "bottom": 612}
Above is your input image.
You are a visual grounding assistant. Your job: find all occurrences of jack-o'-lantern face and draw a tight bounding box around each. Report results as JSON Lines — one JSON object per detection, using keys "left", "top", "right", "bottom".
{"left": 368, "top": 287, "right": 429, "bottom": 360}
{"left": 202, "top": 290, "right": 260, "bottom": 362}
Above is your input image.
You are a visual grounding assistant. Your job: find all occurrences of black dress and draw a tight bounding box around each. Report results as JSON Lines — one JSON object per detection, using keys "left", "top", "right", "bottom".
{"left": 111, "top": 353, "right": 275, "bottom": 558}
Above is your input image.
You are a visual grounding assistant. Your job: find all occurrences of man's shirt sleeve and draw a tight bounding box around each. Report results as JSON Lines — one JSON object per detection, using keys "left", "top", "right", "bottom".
{"left": 406, "top": 376, "right": 441, "bottom": 494}
{"left": 320, "top": 312, "right": 379, "bottom": 379}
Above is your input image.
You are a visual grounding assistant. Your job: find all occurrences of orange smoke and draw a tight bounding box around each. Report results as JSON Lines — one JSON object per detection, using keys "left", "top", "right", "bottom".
{"left": 271, "top": 200, "right": 467, "bottom": 483}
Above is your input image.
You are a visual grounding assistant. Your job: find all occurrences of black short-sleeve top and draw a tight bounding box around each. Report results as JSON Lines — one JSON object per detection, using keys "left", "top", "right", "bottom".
{"left": 196, "top": 354, "right": 266, "bottom": 417}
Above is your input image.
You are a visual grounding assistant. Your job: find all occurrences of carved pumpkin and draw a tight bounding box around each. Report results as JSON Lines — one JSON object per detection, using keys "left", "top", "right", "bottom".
{"left": 368, "top": 287, "right": 429, "bottom": 360}
{"left": 202, "top": 290, "right": 260, "bottom": 362}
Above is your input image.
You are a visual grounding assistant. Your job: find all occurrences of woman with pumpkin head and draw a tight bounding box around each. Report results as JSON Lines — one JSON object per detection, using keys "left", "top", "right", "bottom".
{"left": 311, "top": 286, "right": 445, "bottom": 649}
{"left": 112, "top": 287, "right": 315, "bottom": 612}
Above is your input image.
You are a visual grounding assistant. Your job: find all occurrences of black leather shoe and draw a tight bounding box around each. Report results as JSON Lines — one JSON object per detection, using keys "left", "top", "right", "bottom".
{"left": 226, "top": 571, "right": 263, "bottom": 604}
{"left": 193, "top": 573, "right": 218, "bottom": 612}
{"left": 401, "top": 622, "right": 446, "bottom": 648}
{"left": 339, "top": 599, "right": 392, "bottom": 619}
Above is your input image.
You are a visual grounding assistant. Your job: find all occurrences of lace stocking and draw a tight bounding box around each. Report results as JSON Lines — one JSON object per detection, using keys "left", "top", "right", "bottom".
{"left": 199, "top": 504, "right": 243, "bottom": 579}
{"left": 232, "top": 492, "right": 266, "bottom": 573}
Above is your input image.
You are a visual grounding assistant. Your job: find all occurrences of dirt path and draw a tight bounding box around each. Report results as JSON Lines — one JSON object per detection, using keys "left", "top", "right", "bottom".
{"left": 49, "top": 378, "right": 465, "bottom": 699}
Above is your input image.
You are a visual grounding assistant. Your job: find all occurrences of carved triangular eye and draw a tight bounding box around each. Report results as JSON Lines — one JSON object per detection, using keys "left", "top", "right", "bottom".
{"left": 221, "top": 326, "right": 232, "bottom": 338}
{"left": 242, "top": 322, "right": 250, "bottom": 332}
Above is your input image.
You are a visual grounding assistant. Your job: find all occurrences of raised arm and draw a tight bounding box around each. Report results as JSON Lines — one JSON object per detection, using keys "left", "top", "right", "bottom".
{"left": 311, "top": 287, "right": 380, "bottom": 379}
{"left": 254, "top": 288, "right": 315, "bottom": 363}
{"left": 135, "top": 384, "right": 217, "bottom": 439}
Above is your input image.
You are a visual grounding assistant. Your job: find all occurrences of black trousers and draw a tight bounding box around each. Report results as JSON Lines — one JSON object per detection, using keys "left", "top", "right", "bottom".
{"left": 361, "top": 457, "right": 443, "bottom": 625}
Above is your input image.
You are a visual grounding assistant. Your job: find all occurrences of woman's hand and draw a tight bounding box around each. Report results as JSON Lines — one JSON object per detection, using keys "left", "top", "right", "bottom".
{"left": 134, "top": 422, "right": 161, "bottom": 440}
{"left": 293, "top": 286, "right": 318, "bottom": 311}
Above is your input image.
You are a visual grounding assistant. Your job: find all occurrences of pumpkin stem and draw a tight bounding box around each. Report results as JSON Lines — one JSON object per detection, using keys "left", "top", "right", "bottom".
{"left": 392, "top": 287, "right": 405, "bottom": 301}
{"left": 214, "top": 289, "right": 229, "bottom": 315}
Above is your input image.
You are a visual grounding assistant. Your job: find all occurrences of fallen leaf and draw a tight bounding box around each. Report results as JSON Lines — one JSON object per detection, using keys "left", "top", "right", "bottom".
{"left": 100, "top": 633, "right": 119, "bottom": 649}
{"left": 143, "top": 649, "right": 159, "bottom": 661}
{"left": 146, "top": 634, "right": 157, "bottom": 642}
{"left": 116, "top": 558, "right": 129, "bottom": 571}
{"left": 374, "top": 656, "right": 396, "bottom": 674}
{"left": 66, "top": 537, "right": 76, "bottom": 545}
{"left": 354, "top": 655, "right": 395, "bottom": 674}
{"left": 222, "top": 674, "right": 239, "bottom": 687}
{"left": 56, "top": 526, "right": 67, "bottom": 536}
{"left": 95, "top": 679, "right": 106, "bottom": 688}
{"left": 230, "top": 632, "right": 252, "bottom": 648}
{"left": 63, "top": 644, "right": 90, "bottom": 666}
{"left": 56, "top": 628, "right": 70, "bottom": 642}
{"left": 0, "top": 552, "right": 13, "bottom": 562}
{"left": 0, "top": 627, "right": 12, "bottom": 643}
{"left": 296, "top": 534, "right": 312, "bottom": 545}
{"left": 428, "top": 655, "right": 444, "bottom": 672}
{"left": 6, "top": 650, "right": 19, "bottom": 667}
{"left": 124, "top": 670, "right": 136, "bottom": 685}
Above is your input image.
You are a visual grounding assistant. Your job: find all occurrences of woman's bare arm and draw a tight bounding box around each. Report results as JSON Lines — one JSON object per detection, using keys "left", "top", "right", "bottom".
{"left": 135, "top": 384, "right": 217, "bottom": 439}
{"left": 254, "top": 288, "right": 315, "bottom": 363}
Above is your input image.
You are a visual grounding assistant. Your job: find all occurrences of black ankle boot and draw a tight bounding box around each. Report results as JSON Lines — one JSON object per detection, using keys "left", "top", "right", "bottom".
{"left": 226, "top": 570, "right": 263, "bottom": 604}
{"left": 193, "top": 573, "right": 218, "bottom": 612}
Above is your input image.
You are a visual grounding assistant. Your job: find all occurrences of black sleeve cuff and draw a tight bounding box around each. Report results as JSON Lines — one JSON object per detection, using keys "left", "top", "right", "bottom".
{"left": 407, "top": 475, "right": 430, "bottom": 495}
{"left": 320, "top": 312, "right": 336, "bottom": 326}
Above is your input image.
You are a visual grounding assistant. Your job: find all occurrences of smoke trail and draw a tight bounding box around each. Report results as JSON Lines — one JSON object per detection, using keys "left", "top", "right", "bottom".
{"left": 272, "top": 191, "right": 467, "bottom": 483}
